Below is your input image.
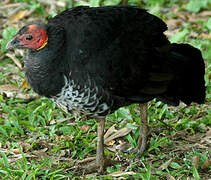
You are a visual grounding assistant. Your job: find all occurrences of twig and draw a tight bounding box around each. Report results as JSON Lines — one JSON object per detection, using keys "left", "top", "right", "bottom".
{"left": 77, "top": 157, "right": 96, "bottom": 164}
{"left": 9, "top": 6, "right": 26, "bottom": 17}
{"left": 50, "top": 117, "right": 75, "bottom": 125}
{"left": 0, "top": 55, "right": 6, "bottom": 62}
{"left": 0, "top": 3, "right": 26, "bottom": 9}
{"left": 37, "top": 0, "right": 66, "bottom": 7}
{"left": 1, "top": 91, "right": 39, "bottom": 100}
{"left": 5, "top": 53, "right": 23, "bottom": 69}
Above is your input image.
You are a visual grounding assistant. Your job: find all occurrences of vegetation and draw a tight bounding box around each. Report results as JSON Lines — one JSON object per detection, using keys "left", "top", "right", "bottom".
{"left": 0, "top": 0, "right": 210, "bottom": 179}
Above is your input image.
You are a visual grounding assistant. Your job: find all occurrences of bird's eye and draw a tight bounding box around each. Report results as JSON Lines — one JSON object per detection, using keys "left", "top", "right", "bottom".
{"left": 25, "top": 34, "right": 33, "bottom": 41}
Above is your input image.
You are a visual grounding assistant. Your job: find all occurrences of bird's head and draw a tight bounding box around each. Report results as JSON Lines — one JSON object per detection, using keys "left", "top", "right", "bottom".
{"left": 6, "top": 23, "right": 48, "bottom": 51}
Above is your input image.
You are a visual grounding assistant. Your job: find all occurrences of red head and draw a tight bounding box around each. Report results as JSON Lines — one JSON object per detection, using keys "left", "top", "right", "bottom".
{"left": 6, "top": 23, "right": 48, "bottom": 50}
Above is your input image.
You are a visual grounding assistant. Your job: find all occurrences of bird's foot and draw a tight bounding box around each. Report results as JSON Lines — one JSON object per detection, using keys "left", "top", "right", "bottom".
{"left": 125, "top": 135, "right": 149, "bottom": 157}
{"left": 73, "top": 155, "right": 115, "bottom": 175}
{"left": 124, "top": 135, "right": 149, "bottom": 172}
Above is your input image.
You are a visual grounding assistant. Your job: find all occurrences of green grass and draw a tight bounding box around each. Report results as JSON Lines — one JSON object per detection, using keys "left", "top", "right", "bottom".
{"left": 0, "top": 0, "right": 210, "bottom": 179}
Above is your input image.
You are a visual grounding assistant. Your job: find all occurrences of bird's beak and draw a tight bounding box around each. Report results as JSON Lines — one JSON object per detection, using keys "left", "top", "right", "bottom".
{"left": 6, "top": 36, "right": 23, "bottom": 50}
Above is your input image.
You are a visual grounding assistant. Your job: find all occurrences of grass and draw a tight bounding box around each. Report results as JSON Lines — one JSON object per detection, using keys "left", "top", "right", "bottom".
{"left": 0, "top": 0, "right": 210, "bottom": 179}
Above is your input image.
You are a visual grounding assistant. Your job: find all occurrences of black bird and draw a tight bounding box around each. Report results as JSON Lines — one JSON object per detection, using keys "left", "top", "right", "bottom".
{"left": 6, "top": 6, "right": 205, "bottom": 173}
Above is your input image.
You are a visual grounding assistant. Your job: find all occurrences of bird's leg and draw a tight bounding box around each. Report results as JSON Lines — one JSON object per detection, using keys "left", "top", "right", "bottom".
{"left": 96, "top": 118, "right": 105, "bottom": 173}
{"left": 76, "top": 118, "right": 115, "bottom": 174}
{"left": 135, "top": 103, "right": 148, "bottom": 156}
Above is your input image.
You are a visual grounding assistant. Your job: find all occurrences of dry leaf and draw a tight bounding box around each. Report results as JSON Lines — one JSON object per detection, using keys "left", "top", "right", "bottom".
{"left": 79, "top": 125, "right": 90, "bottom": 132}
{"left": 206, "top": 128, "right": 211, "bottom": 136}
{"left": 50, "top": 118, "right": 72, "bottom": 125}
{"left": 199, "top": 11, "right": 211, "bottom": 17}
{"left": 1, "top": 91, "right": 39, "bottom": 100}
{"left": 57, "top": 135, "right": 70, "bottom": 141}
{"left": 83, "top": 173, "right": 98, "bottom": 179}
{"left": 104, "top": 127, "right": 131, "bottom": 144}
{"left": 60, "top": 135, "right": 74, "bottom": 141}
{"left": 116, "top": 142, "right": 131, "bottom": 152}
{"left": 164, "top": 29, "right": 180, "bottom": 38}
{"left": 57, "top": 1, "right": 66, "bottom": 7}
{"left": 166, "top": 173, "right": 176, "bottom": 180}
{"left": 106, "top": 140, "right": 115, "bottom": 146}
{"left": 0, "top": 148, "right": 7, "bottom": 153}
{"left": 77, "top": 157, "right": 96, "bottom": 164}
{"left": 189, "top": 31, "right": 199, "bottom": 38}
{"left": 200, "top": 33, "right": 211, "bottom": 39}
{"left": 9, "top": 10, "right": 28, "bottom": 23}
{"left": 158, "top": 158, "right": 173, "bottom": 170}
{"left": 3, "top": 0, "right": 11, "bottom": 5}
{"left": 7, "top": 154, "right": 24, "bottom": 164}
{"left": 201, "top": 160, "right": 211, "bottom": 169}
{"left": 108, "top": 171, "right": 136, "bottom": 177}
{"left": 104, "top": 125, "right": 116, "bottom": 140}
{"left": 21, "top": 79, "right": 29, "bottom": 89}
{"left": 12, "top": 149, "right": 21, "bottom": 154}
{"left": 192, "top": 156, "right": 200, "bottom": 169}
{"left": 20, "top": 142, "right": 31, "bottom": 152}
{"left": 166, "top": 19, "right": 182, "bottom": 29}
{"left": 200, "top": 129, "right": 211, "bottom": 146}
{"left": 6, "top": 53, "right": 22, "bottom": 69}
{"left": 32, "top": 148, "right": 49, "bottom": 158}
{"left": 0, "top": 84, "right": 19, "bottom": 92}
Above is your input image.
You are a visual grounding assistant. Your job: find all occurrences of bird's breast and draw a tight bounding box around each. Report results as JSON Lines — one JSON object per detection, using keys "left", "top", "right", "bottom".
{"left": 50, "top": 75, "right": 114, "bottom": 117}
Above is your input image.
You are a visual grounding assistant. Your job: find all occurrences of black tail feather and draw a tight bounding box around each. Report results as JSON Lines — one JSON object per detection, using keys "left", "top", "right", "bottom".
{"left": 167, "top": 43, "right": 205, "bottom": 105}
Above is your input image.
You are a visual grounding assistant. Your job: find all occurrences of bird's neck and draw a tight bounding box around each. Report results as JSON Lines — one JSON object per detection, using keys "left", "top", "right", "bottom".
{"left": 24, "top": 48, "right": 66, "bottom": 97}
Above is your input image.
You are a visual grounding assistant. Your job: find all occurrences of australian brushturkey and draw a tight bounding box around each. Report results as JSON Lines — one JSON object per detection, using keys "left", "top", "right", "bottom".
{"left": 6, "top": 6, "right": 205, "bottom": 173}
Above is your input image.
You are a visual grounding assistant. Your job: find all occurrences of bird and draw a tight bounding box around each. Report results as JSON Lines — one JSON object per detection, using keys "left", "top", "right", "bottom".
{"left": 6, "top": 5, "right": 205, "bottom": 173}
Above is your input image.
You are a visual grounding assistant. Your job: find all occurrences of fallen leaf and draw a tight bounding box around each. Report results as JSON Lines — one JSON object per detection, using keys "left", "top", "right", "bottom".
{"left": 60, "top": 135, "right": 74, "bottom": 141}
{"left": 6, "top": 53, "right": 22, "bottom": 69}
{"left": 21, "top": 79, "right": 30, "bottom": 89}
{"left": 104, "top": 125, "right": 116, "bottom": 140}
{"left": 32, "top": 148, "right": 49, "bottom": 158}
{"left": 3, "top": 0, "right": 11, "bottom": 5}
{"left": 50, "top": 118, "right": 73, "bottom": 125}
{"left": 200, "top": 128, "right": 211, "bottom": 146}
{"left": 108, "top": 171, "right": 136, "bottom": 177}
{"left": 200, "top": 33, "right": 211, "bottom": 39}
{"left": 199, "top": 11, "right": 211, "bottom": 17}
{"left": 106, "top": 140, "right": 115, "bottom": 146}
{"left": 0, "top": 148, "right": 7, "bottom": 153}
{"left": 83, "top": 173, "right": 98, "bottom": 178}
{"left": 187, "top": 14, "right": 197, "bottom": 23}
{"left": 19, "top": 142, "right": 31, "bottom": 152}
{"left": 164, "top": 29, "right": 180, "bottom": 38}
{"left": 9, "top": 10, "right": 28, "bottom": 23}
{"left": 166, "top": 19, "right": 182, "bottom": 29}
{"left": 166, "top": 173, "right": 176, "bottom": 180}
{"left": 12, "top": 149, "right": 21, "bottom": 154}
{"left": 77, "top": 157, "right": 96, "bottom": 164}
{"left": 1, "top": 91, "right": 39, "bottom": 100}
{"left": 0, "top": 84, "right": 19, "bottom": 92}
{"left": 201, "top": 160, "right": 211, "bottom": 169}
{"left": 158, "top": 158, "right": 173, "bottom": 170}
{"left": 116, "top": 141, "right": 131, "bottom": 152}
{"left": 56, "top": 1, "right": 66, "bottom": 7}
{"left": 79, "top": 125, "right": 90, "bottom": 132}
{"left": 206, "top": 128, "right": 211, "bottom": 136}
{"left": 104, "top": 127, "right": 131, "bottom": 144}
{"left": 192, "top": 156, "right": 200, "bottom": 169}
{"left": 188, "top": 31, "right": 199, "bottom": 38}
{"left": 7, "top": 154, "right": 24, "bottom": 164}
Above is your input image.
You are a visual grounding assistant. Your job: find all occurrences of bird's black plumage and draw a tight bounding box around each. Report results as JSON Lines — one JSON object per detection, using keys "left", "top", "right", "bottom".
{"left": 6, "top": 5, "right": 206, "bottom": 172}
{"left": 19, "top": 6, "right": 205, "bottom": 117}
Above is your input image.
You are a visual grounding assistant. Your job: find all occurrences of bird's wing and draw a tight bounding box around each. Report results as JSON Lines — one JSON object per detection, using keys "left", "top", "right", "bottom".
{"left": 49, "top": 6, "right": 173, "bottom": 98}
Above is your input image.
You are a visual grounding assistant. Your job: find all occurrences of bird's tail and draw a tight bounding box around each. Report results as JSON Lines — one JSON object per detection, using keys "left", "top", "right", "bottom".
{"left": 166, "top": 43, "right": 205, "bottom": 105}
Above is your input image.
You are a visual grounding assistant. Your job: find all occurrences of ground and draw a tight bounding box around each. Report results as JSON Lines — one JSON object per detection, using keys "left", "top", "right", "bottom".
{"left": 0, "top": 0, "right": 210, "bottom": 179}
